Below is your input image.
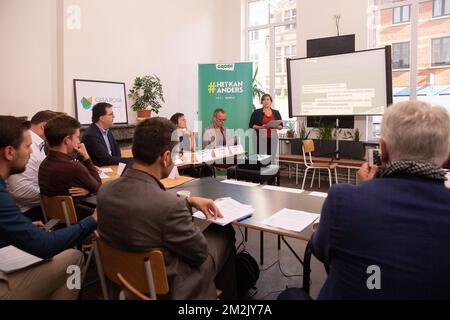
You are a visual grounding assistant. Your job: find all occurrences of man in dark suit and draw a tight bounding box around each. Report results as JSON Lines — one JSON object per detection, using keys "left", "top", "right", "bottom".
{"left": 311, "top": 101, "right": 450, "bottom": 299}
{"left": 97, "top": 117, "right": 237, "bottom": 299}
{"left": 82, "top": 103, "right": 132, "bottom": 166}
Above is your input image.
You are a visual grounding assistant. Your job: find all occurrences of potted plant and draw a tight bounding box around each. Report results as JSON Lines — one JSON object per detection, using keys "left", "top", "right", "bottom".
{"left": 252, "top": 67, "right": 265, "bottom": 109}
{"left": 285, "top": 120, "right": 296, "bottom": 138}
{"left": 128, "top": 75, "right": 165, "bottom": 118}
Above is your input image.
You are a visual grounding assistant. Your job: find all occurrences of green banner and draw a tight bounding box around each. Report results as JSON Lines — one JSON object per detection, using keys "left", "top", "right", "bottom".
{"left": 198, "top": 63, "right": 253, "bottom": 133}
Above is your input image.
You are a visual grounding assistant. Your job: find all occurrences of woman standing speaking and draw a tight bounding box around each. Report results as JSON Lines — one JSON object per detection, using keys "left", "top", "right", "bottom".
{"left": 249, "top": 94, "right": 283, "bottom": 155}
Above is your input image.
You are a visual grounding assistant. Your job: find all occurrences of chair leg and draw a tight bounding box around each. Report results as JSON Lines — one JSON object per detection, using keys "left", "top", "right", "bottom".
{"left": 310, "top": 169, "right": 316, "bottom": 188}
{"left": 302, "top": 168, "right": 309, "bottom": 190}
{"left": 288, "top": 164, "right": 291, "bottom": 180}
{"left": 318, "top": 169, "right": 321, "bottom": 189}
{"left": 81, "top": 248, "right": 94, "bottom": 284}
{"left": 93, "top": 240, "right": 109, "bottom": 300}
{"left": 295, "top": 163, "right": 299, "bottom": 185}
{"left": 335, "top": 168, "right": 338, "bottom": 184}
{"left": 328, "top": 169, "right": 332, "bottom": 188}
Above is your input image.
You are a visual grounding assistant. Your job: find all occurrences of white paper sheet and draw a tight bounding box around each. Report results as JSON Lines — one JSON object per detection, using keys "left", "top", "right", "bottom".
{"left": 0, "top": 246, "right": 44, "bottom": 273}
{"left": 99, "top": 172, "right": 110, "bottom": 179}
{"left": 262, "top": 185, "right": 304, "bottom": 194}
{"left": 221, "top": 179, "right": 259, "bottom": 187}
{"left": 262, "top": 208, "right": 320, "bottom": 233}
{"left": 100, "top": 168, "right": 113, "bottom": 173}
{"left": 167, "top": 166, "right": 180, "bottom": 179}
{"left": 193, "top": 197, "right": 254, "bottom": 226}
{"left": 309, "top": 191, "right": 328, "bottom": 198}
{"left": 117, "top": 162, "right": 127, "bottom": 176}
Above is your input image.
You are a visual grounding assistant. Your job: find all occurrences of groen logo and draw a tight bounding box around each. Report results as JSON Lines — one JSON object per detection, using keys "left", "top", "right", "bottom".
{"left": 208, "top": 82, "right": 216, "bottom": 94}
{"left": 216, "top": 64, "right": 235, "bottom": 71}
{"left": 80, "top": 97, "right": 93, "bottom": 110}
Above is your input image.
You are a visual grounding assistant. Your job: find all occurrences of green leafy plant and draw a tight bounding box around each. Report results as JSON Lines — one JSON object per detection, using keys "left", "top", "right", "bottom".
{"left": 252, "top": 66, "right": 265, "bottom": 101}
{"left": 128, "top": 75, "right": 165, "bottom": 113}
{"left": 317, "top": 121, "right": 334, "bottom": 140}
{"left": 284, "top": 120, "right": 296, "bottom": 137}
{"left": 298, "top": 122, "right": 310, "bottom": 139}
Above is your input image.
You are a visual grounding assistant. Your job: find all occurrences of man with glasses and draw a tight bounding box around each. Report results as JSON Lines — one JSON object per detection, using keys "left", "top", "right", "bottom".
{"left": 82, "top": 102, "right": 132, "bottom": 166}
{"left": 202, "top": 108, "right": 234, "bottom": 149}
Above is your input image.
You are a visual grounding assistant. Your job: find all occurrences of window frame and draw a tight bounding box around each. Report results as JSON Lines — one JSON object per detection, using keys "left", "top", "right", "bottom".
{"left": 431, "top": 36, "right": 450, "bottom": 66}
{"left": 392, "top": 5, "right": 410, "bottom": 24}
{"left": 392, "top": 41, "right": 410, "bottom": 70}
{"left": 433, "top": 0, "right": 450, "bottom": 18}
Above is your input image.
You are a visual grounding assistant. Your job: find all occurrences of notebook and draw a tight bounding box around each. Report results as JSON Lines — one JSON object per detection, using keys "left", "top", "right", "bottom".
{"left": 193, "top": 197, "right": 255, "bottom": 226}
{"left": 0, "top": 246, "right": 45, "bottom": 273}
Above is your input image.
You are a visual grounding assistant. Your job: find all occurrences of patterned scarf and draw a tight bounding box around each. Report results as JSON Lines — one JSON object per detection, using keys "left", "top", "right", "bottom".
{"left": 375, "top": 160, "right": 447, "bottom": 181}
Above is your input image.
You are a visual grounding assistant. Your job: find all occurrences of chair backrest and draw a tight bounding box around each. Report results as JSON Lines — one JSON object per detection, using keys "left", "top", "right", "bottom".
{"left": 117, "top": 273, "right": 151, "bottom": 300}
{"left": 302, "top": 139, "right": 315, "bottom": 166}
{"left": 94, "top": 231, "right": 169, "bottom": 298}
{"left": 41, "top": 195, "right": 78, "bottom": 226}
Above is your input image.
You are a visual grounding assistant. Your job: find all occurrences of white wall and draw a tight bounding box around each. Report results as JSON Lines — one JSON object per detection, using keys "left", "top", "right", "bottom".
{"left": 297, "top": 0, "right": 370, "bottom": 139}
{"left": 0, "top": 0, "right": 242, "bottom": 126}
{"left": 0, "top": 0, "right": 57, "bottom": 116}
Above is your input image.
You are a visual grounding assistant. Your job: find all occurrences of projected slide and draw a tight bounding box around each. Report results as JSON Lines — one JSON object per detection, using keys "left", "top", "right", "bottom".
{"left": 289, "top": 49, "right": 388, "bottom": 116}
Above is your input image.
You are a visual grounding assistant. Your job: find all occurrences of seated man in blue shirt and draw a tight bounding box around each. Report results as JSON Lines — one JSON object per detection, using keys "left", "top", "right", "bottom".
{"left": 311, "top": 101, "right": 450, "bottom": 299}
{"left": 0, "top": 116, "right": 97, "bottom": 299}
{"left": 82, "top": 102, "right": 132, "bottom": 167}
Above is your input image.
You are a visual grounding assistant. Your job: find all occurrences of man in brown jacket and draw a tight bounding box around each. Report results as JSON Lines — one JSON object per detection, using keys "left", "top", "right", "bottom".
{"left": 39, "top": 115, "right": 101, "bottom": 217}
{"left": 97, "top": 117, "right": 237, "bottom": 299}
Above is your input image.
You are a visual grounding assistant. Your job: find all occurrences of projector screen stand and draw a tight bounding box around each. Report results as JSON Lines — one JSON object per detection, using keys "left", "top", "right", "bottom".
{"left": 335, "top": 117, "right": 340, "bottom": 160}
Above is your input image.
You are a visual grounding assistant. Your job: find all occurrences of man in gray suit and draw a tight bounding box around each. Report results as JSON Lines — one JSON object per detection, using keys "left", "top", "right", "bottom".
{"left": 97, "top": 117, "right": 237, "bottom": 299}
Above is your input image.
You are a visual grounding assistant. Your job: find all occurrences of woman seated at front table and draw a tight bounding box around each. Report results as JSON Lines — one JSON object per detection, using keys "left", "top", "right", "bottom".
{"left": 249, "top": 94, "right": 283, "bottom": 155}
{"left": 170, "top": 113, "right": 196, "bottom": 154}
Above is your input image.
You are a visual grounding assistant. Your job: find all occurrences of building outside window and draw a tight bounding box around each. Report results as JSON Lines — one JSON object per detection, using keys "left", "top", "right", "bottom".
{"left": 431, "top": 36, "right": 450, "bottom": 66}
{"left": 393, "top": 5, "right": 410, "bottom": 23}
{"left": 433, "top": 0, "right": 450, "bottom": 17}
{"left": 392, "top": 42, "right": 410, "bottom": 69}
{"left": 247, "top": 0, "right": 297, "bottom": 120}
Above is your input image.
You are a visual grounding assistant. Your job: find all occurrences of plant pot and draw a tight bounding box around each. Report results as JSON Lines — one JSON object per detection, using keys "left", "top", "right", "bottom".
{"left": 137, "top": 109, "right": 151, "bottom": 119}
{"left": 286, "top": 131, "right": 295, "bottom": 138}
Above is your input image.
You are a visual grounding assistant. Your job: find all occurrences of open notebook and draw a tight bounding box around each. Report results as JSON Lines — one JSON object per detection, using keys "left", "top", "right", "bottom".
{"left": 0, "top": 246, "right": 45, "bottom": 273}
{"left": 193, "top": 197, "right": 255, "bottom": 226}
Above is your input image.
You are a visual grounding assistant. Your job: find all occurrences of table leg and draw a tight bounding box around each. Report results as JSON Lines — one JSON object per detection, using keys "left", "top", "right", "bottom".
{"left": 260, "top": 231, "right": 264, "bottom": 265}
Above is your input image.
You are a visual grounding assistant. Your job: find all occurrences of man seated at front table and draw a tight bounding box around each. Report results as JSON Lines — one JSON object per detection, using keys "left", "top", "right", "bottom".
{"left": 0, "top": 116, "right": 97, "bottom": 299}
{"left": 202, "top": 108, "right": 235, "bottom": 149}
{"left": 82, "top": 102, "right": 132, "bottom": 167}
{"left": 311, "top": 101, "right": 450, "bottom": 299}
{"left": 39, "top": 114, "right": 101, "bottom": 217}
{"left": 7, "top": 110, "right": 56, "bottom": 221}
{"left": 97, "top": 117, "right": 237, "bottom": 299}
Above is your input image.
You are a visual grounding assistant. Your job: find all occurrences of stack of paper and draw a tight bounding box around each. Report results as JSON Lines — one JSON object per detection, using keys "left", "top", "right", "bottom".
{"left": 221, "top": 179, "right": 259, "bottom": 187}
{"left": 193, "top": 197, "right": 255, "bottom": 226}
{"left": 0, "top": 246, "right": 44, "bottom": 273}
{"left": 262, "top": 208, "right": 320, "bottom": 233}
{"left": 309, "top": 191, "right": 328, "bottom": 198}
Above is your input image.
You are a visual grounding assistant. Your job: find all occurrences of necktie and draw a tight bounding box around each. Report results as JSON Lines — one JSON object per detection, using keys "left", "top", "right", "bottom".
{"left": 40, "top": 142, "right": 48, "bottom": 155}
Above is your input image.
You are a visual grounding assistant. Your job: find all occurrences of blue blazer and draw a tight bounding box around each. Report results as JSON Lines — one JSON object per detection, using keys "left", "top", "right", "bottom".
{"left": 312, "top": 176, "right": 450, "bottom": 299}
{"left": 82, "top": 124, "right": 123, "bottom": 167}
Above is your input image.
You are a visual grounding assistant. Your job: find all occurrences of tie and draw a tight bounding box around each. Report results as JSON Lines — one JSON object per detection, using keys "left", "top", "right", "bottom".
{"left": 221, "top": 128, "right": 226, "bottom": 146}
{"left": 40, "top": 142, "right": 48, "bottom": 155}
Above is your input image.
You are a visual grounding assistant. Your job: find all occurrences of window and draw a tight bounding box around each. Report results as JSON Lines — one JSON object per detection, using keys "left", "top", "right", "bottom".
{"left": 433, "top": 0, "right": 450, "bottom": 17}
{"left": 250, "top": 30, "right": 259, "bottom": 41}
{"left": 392, "top": 42, "right": 410, "bottom": 69}
{"left": 276, "top": 47, "right": 282, "bottom": 57}
{"left": 284, "top": 46, "right": 291, "bottom": 56}
{"left": 432, "top": 37, "right": 450, "bottom": 66}
{"left": 247, "top": 0, "right": 297, "bottom": 120}
{"left": 392, "top": 5, "right": 410, "bottom": 24}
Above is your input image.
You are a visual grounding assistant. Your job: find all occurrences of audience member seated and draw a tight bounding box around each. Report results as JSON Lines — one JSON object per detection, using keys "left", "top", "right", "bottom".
{"left": 82, "top": 102, "right": 132, "bottom": 166}
{"left": 0, "top": 116, "right": 97, "bottom": 299}
{"left": 97, "top": 117, "right": 237, "bottom": 299}
{"left": 202, "top": 108, "right": 235, "bottom": 149}
{"left": 170, "top": 112, "right": 196, "bottom": 154}
{"left": 7, "top": 110, "right": 56, "bottom": 221}
{"left": 39, "top": 115, "right": 101, "bottom": 217}
{"left": 311, "top": 101, "right": 450, "bottom": 299}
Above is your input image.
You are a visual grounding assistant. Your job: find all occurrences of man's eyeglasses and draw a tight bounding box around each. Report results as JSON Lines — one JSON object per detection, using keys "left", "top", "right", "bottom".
{"left": 215, "top": 117, "right": 227, "bottom": 122}
{"left": 105, "top": 113, "right": 115, "bottom": 117}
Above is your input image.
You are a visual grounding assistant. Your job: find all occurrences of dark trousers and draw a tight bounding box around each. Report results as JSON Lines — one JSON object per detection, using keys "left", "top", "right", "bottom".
{"left": 23, "top": 206, "right": 45, "bottom": 222}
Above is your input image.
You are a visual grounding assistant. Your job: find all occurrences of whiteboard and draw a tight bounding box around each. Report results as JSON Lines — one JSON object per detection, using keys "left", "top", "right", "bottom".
{"left": 74, "top": 79, "right": 128, "bottom": 125}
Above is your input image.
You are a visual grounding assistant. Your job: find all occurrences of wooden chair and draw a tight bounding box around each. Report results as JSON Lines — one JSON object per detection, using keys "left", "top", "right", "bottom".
{"left": 93, "top": 231, "right": 169, "bottom": 300}
{"left": 301, "top": 139, "right": 338, "bottom": 190}
{"left": 117, "top": 273, "right": 151, "bottom": 300}
{"left": 40, "top": 195, "right": 95, "bottom": 283}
